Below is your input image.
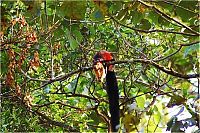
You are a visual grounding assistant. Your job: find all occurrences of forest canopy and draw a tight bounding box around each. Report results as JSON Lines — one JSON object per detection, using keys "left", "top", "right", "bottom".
{"left": 1, "top": 0, "right": 199, "bottom": 132}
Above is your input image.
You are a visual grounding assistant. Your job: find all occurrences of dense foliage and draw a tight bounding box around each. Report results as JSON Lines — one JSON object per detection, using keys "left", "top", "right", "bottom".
{"left": 1, "top": 0, "right": 199, "bottom": 132}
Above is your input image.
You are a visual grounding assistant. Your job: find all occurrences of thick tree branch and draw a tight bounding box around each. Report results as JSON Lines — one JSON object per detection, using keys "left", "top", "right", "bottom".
{"left": 34, "top": 58, "right": 199, "bottom": 90}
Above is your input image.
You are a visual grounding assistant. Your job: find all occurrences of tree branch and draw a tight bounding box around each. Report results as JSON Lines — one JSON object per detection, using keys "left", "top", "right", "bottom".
{"left": 34, "top": 101, "right": 97, "bottom": 111}
{"left": 163, "top": 1, "right": 197, "bottom": 14}
{"left": 35, "top": 110, "right": 78, "bottom": 132}
{"left": 138, "top": 0, "right": 199, "bottom": 35}
{"left": 33, "top": 58, "right": 199, "bottom": 90}
{"left": 110, "top": 59, "right": 200, "bottom": 79}
{"left": 110, "top": 16, "right": 198, "bottom": 36}
{"left": 50, "top": 93, "right": 107, "bottom": 103}
{"left": 20, "top": 69, "right": 49, "bottom": 82}
{"left": 33, "top": 66, "right": 92, "bottom": 91}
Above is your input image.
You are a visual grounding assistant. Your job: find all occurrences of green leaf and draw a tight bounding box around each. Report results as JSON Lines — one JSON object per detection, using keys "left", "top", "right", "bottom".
{"left": 178, "top": 1, "right": 198, "bottom": 11}
{"left": 158, "top": 16, "right": 169, "bottom": 26}
{"left": 109, "top": 1, "right": 123, "bottom": 14}
{"left": 60, "top": 1, "right": 86, "bottom": 20}
{"left": 89, "top": 26, "right": 96, "bottom": 37}
{"left": 153, "top": 111, "right": 161, "bottom": 124}
{"left": 72, "top": 29, "right": 83, "bottom": 43}
{"left": 148, "top": 11, "right": 159, "bottom": 25}
{"left": 156, "top": 1, "right": 173, "bottom": 12}
{"left": 131, "top": 10, "right": 143, "bottom": 25}
{"left": 91, "top": 9, "right": 104, "bottom": 21}
{"left": 116, "top": 8, "right": 128, "bottom": 20}
{"left": 181, "top": 82, "right": 190, "bottom": 97}
{"left": 54, "top": 28, "right": 65, "bottom": 38}
{"left": 138, "top": 19, "right": 151, "bottom": 30}
{"left": 65, "top": 28, "right": 79, "bottom": 50}
{"left": 176, "top": 7, "right": 196, "bottom": 22}
{"left": 135, "top": 93, "right": 146, "bottom": 109}
{"left": 47, "top": 7, "right": 53, "bottom": 16}
{"left": 184, "top": 43, "right": 200, "bottom": 57}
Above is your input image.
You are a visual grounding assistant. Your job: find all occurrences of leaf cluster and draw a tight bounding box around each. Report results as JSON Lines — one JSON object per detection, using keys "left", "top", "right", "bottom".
{"left": 1, "top": 0, "right": 199, "bottom": 132}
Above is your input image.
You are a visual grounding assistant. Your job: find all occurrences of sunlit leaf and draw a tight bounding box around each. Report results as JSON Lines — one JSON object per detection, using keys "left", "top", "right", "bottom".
{"left": 135, "top": 93, "right": 146, "bottom": 109}
{"left": 116, "top": 8, "right": 128, "bottom": 20}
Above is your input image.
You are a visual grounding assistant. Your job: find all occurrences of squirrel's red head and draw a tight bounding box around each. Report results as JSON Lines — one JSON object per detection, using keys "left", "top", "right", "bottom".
{"left": 93, "top": 50, "right": 114, "bottom": 82}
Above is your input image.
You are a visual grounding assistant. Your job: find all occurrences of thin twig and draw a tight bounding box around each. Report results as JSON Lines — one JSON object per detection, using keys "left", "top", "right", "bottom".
{"left": 20, "top": 69, "right": 49, "bottom": 82}
{"left": 153, "top": 40, "right": 199, "bottom": 61}
{"left": 163, "top": 1, "right": 197, "bottom": 14}
{"left": 73, "top": 72, "right": 81, "bottom": 94}
{"left": 50, "top": 92, "right": 107, "bottom": 103}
